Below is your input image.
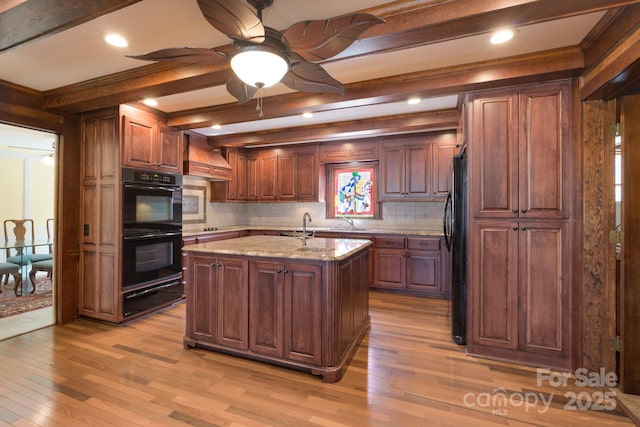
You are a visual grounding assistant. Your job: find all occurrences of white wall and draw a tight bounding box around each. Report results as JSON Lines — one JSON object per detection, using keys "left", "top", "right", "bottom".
{"left": 0, "top": 157, "right": 55, "bottom": 260}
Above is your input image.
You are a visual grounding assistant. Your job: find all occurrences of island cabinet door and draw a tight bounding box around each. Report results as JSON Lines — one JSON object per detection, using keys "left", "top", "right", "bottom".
{"left": 217, "top": 258, "right": 249, "bottom": 350}
{"left": 187, "top": 254, "right": 219, "bottom": 343}
{"left": 284, "top": 263, "right": 322, "bottom": 366}
{"left": 249, "top": 260, "right": 285, "bottom": 357}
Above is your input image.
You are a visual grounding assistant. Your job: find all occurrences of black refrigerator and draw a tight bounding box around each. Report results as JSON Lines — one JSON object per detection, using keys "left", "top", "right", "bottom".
{"left": 443, "top": 151, "right": 467, "bottom": 345}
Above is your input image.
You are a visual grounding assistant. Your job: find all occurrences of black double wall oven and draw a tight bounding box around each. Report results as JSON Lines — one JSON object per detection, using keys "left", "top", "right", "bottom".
{"left": 122, "top": 168, "right": 183, "bottom": 319}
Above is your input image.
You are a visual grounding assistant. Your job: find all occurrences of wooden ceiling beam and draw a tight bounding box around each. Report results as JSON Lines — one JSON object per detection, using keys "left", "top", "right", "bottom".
{"left": 208, "top": 109, "right": 459, "bottom": 148}
{"left": 0, "top": 0, "right": 142, "bottom": 53}
{"left": 341, "top": 0, "right": 640, "bottom": 59}
{"left": 168, "top": 46, "right": 584, "bottom": 130}
{"left": 42, "top": 0, "right": 611, "bottom": 114}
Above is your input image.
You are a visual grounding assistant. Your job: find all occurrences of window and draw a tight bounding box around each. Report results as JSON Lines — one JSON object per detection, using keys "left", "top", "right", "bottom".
{"left": 326, "top": 162, "right": 379, "bottom": 219}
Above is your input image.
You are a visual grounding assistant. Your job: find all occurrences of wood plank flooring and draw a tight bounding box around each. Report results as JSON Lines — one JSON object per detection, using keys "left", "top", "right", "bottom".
{"left": 0, "top": 291, "right": 634, "bottom": 426}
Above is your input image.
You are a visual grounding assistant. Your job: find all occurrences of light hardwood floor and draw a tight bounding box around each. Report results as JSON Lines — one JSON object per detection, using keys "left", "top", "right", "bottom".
{"left": 0, "top": 291, "right": 634, "bottom": 426}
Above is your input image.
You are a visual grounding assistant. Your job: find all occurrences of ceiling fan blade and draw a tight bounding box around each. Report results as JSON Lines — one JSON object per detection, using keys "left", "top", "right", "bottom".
{"left": 283, "top": 13, "right": 384, "bottom": 62}
{"left": 197, "top": 0, "right": 265, "bottom": 43}
{"left": 128, "top": 47, "right": 227, "bottom": 65}
{"left": 281, "top": 61, "right": 344, "bottom": 95}
{"left": 226, "top": 76, "right": 259, "bottom": 104}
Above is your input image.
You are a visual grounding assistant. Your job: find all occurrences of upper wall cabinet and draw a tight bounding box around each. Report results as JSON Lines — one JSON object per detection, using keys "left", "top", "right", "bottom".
{"left": 319, "top": 140, "right": 379, "bottom": 163}
{"left": 469, "top": 82, "right": 570, "bottom": 219}
{"left": 121, "top": 105, "right": 182, "bottom": 173}
{"left": 210, "top": 148, "right": 246, "bottom": 201}
{"left": 379, "top": 132, "right": 457, "bottom": 201}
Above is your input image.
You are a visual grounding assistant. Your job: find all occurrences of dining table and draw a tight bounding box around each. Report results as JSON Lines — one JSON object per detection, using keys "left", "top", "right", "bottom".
{"left": 1, "top": 238, "right": 53, "bottom": 296}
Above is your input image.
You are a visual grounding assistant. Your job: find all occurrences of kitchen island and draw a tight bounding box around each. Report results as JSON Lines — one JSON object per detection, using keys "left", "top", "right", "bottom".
{"left": 182, "top": 235, "right": 372, "bottom": 383}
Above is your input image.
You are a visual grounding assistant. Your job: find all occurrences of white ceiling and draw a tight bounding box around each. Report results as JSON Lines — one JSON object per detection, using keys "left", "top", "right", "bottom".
{"left": 0, "top": 0, "right": 607, "bottom": 143}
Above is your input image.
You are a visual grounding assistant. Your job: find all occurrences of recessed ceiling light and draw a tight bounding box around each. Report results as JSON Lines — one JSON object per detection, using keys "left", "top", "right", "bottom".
{"left": 104, "top": 34, "right": 128, "bottom": 48}
{"left": 142, "top": 98, "right": 158, "bottom": 107}
{"left": 407, "top": 97, "right": 421, "bottom": 105}
{"left": 302, "top": 112, "right": 314, "bottom": 119}
{"left": 490, "top": 29, "right": 514, "bottom": 45}
{"left": 211, "top": 124, "right": 222, "bottom": 130}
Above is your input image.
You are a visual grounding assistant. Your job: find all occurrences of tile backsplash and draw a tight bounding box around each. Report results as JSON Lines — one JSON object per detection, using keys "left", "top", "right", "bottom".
{"left": 182, "top": 176, "right": 445, "bottom": 233}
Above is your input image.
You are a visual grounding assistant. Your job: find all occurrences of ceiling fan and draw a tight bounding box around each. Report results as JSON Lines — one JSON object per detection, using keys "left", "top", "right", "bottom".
{"left": 129, "top": 0, "right": 384, "bottom": 108}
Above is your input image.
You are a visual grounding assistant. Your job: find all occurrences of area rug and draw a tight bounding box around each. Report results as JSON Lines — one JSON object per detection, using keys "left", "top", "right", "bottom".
{"left": 0, "top": 277, "right": 52, "bottom": 319}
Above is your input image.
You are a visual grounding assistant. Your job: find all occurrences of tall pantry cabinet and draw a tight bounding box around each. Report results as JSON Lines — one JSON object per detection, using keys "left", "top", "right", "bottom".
{"left": 80, "top": 105, "right": 182, "bottom": 323}
{"left": 466, "top": 81, "right": 573, "bottom": 370}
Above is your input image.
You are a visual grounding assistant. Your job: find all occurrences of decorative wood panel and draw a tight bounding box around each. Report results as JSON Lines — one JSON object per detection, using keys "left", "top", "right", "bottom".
{"left": 519, "top": 222, "right": 569, "bottom": 357}
{"left": 157, "top": 125, "right": 183, "bottom": 173}
{"left": 218, "top": 258, "right": 249, "bottom": 350}
{"left": 471, "top": 221, "right": 519, "bottom": 350}
{"left": 406, "top": 250, "right": 440, "bottom": 292}
{"left": 285, "top": 263, "right": 322, "bottom": 365}
{"left": 470, "top": 91, "right": 519, "bottom": 218}
{"left": 188, "top": 255, "right": 218, "bottom": 343}
{"left": 122, "top": 114, "right": 154, "bottom": 168}
{"left": 258, "top": 154, "right": 277, "bottom": 200}
{"left": 519, "top": 82, "right": 570, "bottom": 219}
{"left": 249, "top": 260, "right": 284, "bottom": 357}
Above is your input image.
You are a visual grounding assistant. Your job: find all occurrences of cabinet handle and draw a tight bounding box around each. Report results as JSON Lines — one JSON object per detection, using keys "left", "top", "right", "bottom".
{"left": 521, "top": 227, "right": 527, "bottom": 231}
{"left": 512, "top": 209, "right": 518, "bottom": 214}
{"left": 276, "top": 269, "right": 282, "bottom": 273}
{"left": 521, "top": 209, "right": 527, "bottom": 213}
{"left": 284, "top": 269, "right": 289, "bottom": 273}
{"left": 512, "top": 226, "right": 518, "bottom": 231}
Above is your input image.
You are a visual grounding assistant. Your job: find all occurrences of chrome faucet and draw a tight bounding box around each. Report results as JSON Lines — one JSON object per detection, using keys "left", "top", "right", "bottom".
{"left": 340, "top": 216, "right": 355, "bottom": 228}
{"left": 301, "top": 212, "right": 313, "bottom": 246}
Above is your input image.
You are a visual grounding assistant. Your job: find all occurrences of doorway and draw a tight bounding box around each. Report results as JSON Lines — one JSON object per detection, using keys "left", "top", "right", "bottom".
{"left": 0, "top": 123, "right": 57, "bottom": 340}
{"left": 618, "top": 94, "right": 640, "bottom": 394}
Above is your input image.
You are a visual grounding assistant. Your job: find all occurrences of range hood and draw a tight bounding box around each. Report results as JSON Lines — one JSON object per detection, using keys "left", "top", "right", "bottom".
{"left": 183, "top": 133, "right": 232, "bottom": 181}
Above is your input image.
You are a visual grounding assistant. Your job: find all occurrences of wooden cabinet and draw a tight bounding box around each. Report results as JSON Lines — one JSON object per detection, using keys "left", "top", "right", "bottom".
{"left": 469, "top": 221, "right": 570, "bottom": 366}
{"left": 470, "top": 83, "right": 570, "bottom": 219}
{"left": 246, "top": 154, "right": 259, "bottom": 200}
{"left": 258, "top": 151, "right": 278, "bottom": 200}
{"left": 372, "top": 235, "right": 449, "bottom": 298}
{"left": 319, "top": 140, "right": 378, "bottom": 163}
{"left": 379, "top": 132, "right": 457, "bottom": 201}
{"left": 183, "top": 238, "right": 371, "bottom": 382}
{"left": 186, "top": 254, "right": 248, "bottom": 349}
{"left": 380, "top": 138, "right": 431, "bottom": 200}
{"left": 80, "top": 107, "right": 121, "bottom": 322}
{"left": 255, "top": 145, "right": 319, "bottom": 201}
{"left": 466, "top": 81, "right": 573, "bottom": 370}
{"left": 80, "top": 105, "right": 183, "bottom": 323}
{"left": 210, "top": 148, "right": 247, "bottom": 201}
{"left": 213, "top": 145, "right": 318, "bottom": 202}
{"left": 249, "top": 261, "right": 322, "bottom": 365}
{"left": 121, "top": 105, "right": 182, "bottom": 173}
{"left": 432, "top": 137, "right": 458, "bottom": 198}
{"left": 372, "top": 236, "right": 405, "bottom": 289}
{"left": 406, "top": 237, "right": 442, "bottom": 293}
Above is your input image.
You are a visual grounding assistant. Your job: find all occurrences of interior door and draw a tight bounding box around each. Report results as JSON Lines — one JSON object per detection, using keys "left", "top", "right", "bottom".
{"left": 620, "top": 93, "right": 640, "bottom": 394}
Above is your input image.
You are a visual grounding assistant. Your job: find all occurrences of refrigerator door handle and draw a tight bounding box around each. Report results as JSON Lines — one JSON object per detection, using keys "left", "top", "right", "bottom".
{"left": 443, "top": 191, "right": 453, "bottom": 251}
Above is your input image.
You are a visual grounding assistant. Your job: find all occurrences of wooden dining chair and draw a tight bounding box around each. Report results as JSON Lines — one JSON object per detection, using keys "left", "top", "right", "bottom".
{"left": 3, "top": 219, "right": 53, "bottom": 265}
{"left": 0, "top": 262, "right": 22, "bottom": 296}
{"left": 28, "top": 218, "right": 54, "bottom": 292}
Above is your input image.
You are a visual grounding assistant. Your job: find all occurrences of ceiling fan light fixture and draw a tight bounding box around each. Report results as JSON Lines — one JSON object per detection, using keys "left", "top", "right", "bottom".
{"left": 230, "top": 46, "right": 289, "bottom": 88}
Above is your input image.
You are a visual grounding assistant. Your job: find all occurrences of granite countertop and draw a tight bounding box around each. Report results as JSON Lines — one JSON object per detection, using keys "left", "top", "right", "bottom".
{"left": 183, "top": 225, "right": 443, "bottom": 237}
{"left": 182, "top": 235, "right": 373, "bottom": 261}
